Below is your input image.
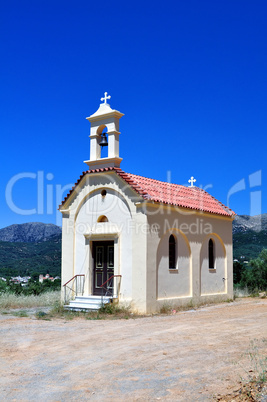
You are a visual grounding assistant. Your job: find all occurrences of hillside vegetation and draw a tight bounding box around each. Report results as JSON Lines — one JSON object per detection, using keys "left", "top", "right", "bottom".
{"left": 233, "top": 229, "right": 267, "bottom": 261}
{"left": 0, "top": 236, "right": 61, "bottom": 277}
{"left": 233, "top": 213, "right": 267, "bottom": 261}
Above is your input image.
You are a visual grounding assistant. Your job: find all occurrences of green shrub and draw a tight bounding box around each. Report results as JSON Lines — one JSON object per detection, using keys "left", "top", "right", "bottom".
{"left": 12, "top": 310, "right": 29, "bottom": 317}
{"left": 234, "top": 249, "right": 267, "bottom": 292}
{"left": 159, "top": 303, "right": 172, "bottom": 314}
{"left": 36, "top": 311, "right": 48, "bottom": 318}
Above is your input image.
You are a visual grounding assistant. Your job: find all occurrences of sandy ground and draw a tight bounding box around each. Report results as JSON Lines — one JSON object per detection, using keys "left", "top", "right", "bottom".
{"left": 0, "top": 298, "right": 266, "bottom": 401}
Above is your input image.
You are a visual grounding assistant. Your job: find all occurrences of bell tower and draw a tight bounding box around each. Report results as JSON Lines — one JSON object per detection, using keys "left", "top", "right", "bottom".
{"left": 84, "top": 92, "right": 124, "bottom": 170}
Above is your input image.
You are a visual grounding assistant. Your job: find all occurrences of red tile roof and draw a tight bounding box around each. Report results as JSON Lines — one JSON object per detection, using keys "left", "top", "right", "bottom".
{"left": 59, "top": 167, "right": 235, "bottom": 217}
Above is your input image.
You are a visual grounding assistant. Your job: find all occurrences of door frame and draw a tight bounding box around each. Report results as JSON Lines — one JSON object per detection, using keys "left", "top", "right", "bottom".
{"left": 92, "top": 240, "right": 114, "bottom": 296}
{"left": 84, "top": 233, "right": 119, "bottom": 297}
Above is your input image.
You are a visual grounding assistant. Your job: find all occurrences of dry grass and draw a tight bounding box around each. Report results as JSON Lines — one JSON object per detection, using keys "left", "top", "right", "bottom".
{"left": 234, "top": 287, "right": 250, "bottom": 298}
{"left": 214, "top": 338, "right": 267, "bottom": 401}
{"left": 39, "top": 300, "right": 136, "bottom": 321}
{"left": 234, "top": 287, "right": 267, "bottom": 299}
{"left": 0, "top": 291, "right": 60, "bottom": 309}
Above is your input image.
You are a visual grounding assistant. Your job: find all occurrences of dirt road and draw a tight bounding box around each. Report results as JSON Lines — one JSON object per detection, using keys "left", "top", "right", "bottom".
{"left": 0, "top": 298, "right": 266, "bottom": 401}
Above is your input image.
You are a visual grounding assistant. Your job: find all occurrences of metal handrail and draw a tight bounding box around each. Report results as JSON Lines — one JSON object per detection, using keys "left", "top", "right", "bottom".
{"left": 63, "top": 274, "right": 85, "bottom": 287}
{"left": 100, "top": 275, "right": 122, "bottom": 306}
{"left": 100, "top": 274, "right": 121, "bottom": 289}
{"left": 63, "top": 274, "right": 85, "bottom": 303}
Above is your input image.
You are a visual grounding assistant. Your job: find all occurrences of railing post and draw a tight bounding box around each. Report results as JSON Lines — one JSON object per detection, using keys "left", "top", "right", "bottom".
{"left": 63, "top": 275, "right": 85, "bottom": 304}
{"left": 116, "top": 276, "right": 118, "bottom": 298}
{"left": 99, "top": 275, "right": 121, "bottom": 303}
{"left": 117, "top": 276, "right": 121, "bottom": 299}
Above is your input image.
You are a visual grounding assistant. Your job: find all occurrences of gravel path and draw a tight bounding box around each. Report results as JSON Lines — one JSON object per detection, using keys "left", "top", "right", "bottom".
{"left": 0, "top": 298, "right": 266, "bottom": 401}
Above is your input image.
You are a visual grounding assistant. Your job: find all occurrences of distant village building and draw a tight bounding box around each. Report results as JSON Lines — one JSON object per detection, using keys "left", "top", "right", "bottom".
{"left": 59, "top": 94, "right": 235, "bottom": 313}
{"left": 10, "top": 276, "right": 30, "bottom": 285}
{"left": 39, "top": 274, "right": 58, "bottom": 283}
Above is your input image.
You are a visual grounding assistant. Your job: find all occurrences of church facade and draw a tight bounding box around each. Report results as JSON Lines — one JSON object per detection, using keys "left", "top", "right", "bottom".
{"left": 59, "top": 94, "right": 235, "bottom": 313}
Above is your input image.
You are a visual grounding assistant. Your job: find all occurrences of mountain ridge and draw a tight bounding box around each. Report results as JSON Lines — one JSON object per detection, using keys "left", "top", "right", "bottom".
{"left": 0, "top": 222, "right": 62, "bottom": 243}
{"left": 232, "top": 213, "right": 267, "bottom": 234}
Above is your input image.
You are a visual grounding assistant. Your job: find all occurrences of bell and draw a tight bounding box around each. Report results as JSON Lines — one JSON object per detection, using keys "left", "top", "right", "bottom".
{"left": 99, "top": 132, "right": 108, "bottom": 147}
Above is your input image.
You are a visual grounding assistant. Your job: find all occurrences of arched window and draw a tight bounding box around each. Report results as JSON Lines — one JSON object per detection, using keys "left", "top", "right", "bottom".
{"left": 97, "top": 215, "right": 108, "bottom": 223}
{"left": 169, "top": 234, "right": 176, "bottom": 269}
{"left": 208, "top": 238, "right": 215, "bottom": 268}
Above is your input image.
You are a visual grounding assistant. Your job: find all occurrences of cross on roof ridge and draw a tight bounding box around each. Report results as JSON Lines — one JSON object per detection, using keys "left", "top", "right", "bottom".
{"left": 188, "top": 176, "right": 196, "bottom": 187}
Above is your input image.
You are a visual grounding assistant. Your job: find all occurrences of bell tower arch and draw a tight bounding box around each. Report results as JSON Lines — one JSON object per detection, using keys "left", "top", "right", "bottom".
{"left": 84, "top": 92, "right": 124, "bottom": 170}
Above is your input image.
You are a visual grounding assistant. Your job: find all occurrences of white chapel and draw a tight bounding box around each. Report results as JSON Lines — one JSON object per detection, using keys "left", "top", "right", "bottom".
{"left": 59, "top": 93, "right": 235, "bottom": 313}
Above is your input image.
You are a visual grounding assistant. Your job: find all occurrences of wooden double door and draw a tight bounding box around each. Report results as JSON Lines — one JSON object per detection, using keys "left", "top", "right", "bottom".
{"left": 92, "top": 241, "right": 114, "bottom": 296}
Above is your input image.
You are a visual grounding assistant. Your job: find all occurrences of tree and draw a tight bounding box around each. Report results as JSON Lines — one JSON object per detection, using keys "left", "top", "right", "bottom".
{"left": 31, "top": 272, "right": 40, "bottom": 282}
{"left": 234, "top": 249, "right": 267, "bottom": 291}
{"left": 249, "top": 248, "right": 267, "bottom": 290}
{"left": 0, "top": 279, "right": 7, "bottom": 293}
{"left": 233, "top": 261, "right": 245, "bottom": 284}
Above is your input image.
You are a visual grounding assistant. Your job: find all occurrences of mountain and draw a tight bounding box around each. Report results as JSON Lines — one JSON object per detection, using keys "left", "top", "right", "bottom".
{"left": 233, "top": 214, "right": 267, "bottom": 234}
{"left": 0, "top": 223, "right": 62, "bottom": 277}
{"left": 0, "top": 222, "right": 61, "bottom": 243}
{"left": 233, "top": 214, "right": 267, "bottom": 261}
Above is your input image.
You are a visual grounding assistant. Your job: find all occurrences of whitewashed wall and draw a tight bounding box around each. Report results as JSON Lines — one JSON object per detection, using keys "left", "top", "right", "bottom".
{"left": 157, "top": 230, "right": 191, "bottom": 299}
{"left": 146, "top": 205, "right": 233, "bottom": 312}
{"left": 60, "top": 172, "right": 147, "bottom": 307}
{"left": 200, "top": 234, "right": 226, "bottom": 295}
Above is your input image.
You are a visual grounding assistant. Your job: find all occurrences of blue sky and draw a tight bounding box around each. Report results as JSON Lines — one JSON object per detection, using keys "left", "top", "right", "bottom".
{"left": 0, "top": 0, "right": 266, "bottom": 228}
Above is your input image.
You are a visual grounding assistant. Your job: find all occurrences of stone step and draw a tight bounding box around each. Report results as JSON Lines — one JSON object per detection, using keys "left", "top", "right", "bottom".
{"left": 74, "top": 296, "right": 111, "bottom": 303}
{"left": 64, "top": 295, "right": 112, "bottom": 311}
{"left": 65, "top": 303, "right": 100, "bottom": 311}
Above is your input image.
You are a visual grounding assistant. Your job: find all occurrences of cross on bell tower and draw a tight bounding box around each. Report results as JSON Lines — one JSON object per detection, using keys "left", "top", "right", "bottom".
{"left": 100, "top": 92, "right": 111, "bottom": 104}
{"left": 84, "top": 93, "right": 124, "bottom": 170}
